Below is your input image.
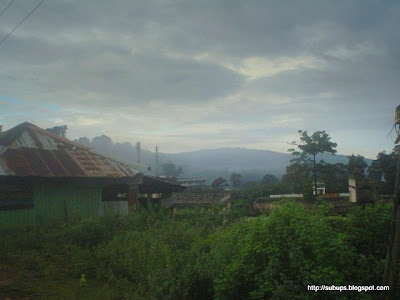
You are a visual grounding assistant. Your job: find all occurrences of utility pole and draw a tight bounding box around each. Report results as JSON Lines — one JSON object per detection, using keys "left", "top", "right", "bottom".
{"left": 136, "top": 141, "right": 141, "bottom": 164}
{"left": 383, "top": 105, "right": 400, "bottom": 299}
{"left": 155, "top": 146, "right": 159, "bottom": 177}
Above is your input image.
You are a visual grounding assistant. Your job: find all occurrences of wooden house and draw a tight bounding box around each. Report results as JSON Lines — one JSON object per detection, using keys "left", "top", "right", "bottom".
{"left": 0, "top": 122, "right": 183, "bottom": 227}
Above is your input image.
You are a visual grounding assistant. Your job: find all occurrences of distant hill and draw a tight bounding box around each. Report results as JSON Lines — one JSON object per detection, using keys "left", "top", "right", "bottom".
{"left": 74, "top": 136, "right": 373, "bottom": 185}
{"left": 161, "top": 148, "right": 372, "bottom": 184}
{"left": 163, "top": 148, "right": 368, "bottom": 170}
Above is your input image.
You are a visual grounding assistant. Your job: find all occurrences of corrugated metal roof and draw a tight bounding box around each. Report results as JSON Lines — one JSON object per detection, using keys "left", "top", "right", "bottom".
{"left": 0, "top": 122, "right": 147, "bottom": 178}
{"left": 0, "top": 160, "right": 7, "bottom": 176}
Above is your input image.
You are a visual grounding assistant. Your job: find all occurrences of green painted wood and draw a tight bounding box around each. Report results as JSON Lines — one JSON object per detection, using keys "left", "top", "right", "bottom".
{"left": 103, "top": 201, "right": 116, "bottom": 217}
{"left": 0, "top": 182, "right": 102, "bottom": 227}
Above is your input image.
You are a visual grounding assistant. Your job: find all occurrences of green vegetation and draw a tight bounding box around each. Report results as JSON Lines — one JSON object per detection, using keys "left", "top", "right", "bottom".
{"left": 161, "top": 162, "right": 184, "bottom": 179}
{"left": 369, "top": 149, "right": 398, "bottom": 195}
{"left": 211, "top": 177, "right": 228, "bottom": 189}
{"left": 230, "top": 172, "right": 242, "bottom": 188}
{"left": 289, "top": 130, "right": 338, "bottom": 195}
{"left": 0, "top": 201, "right": 393, "bottom": 299}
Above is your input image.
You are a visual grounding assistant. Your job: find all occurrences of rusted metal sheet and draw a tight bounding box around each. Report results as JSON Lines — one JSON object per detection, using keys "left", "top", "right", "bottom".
{"left": 0, "top": 122, "right": 144, "bottom": 178}
{"left": 0, "top": 161, "right": 7, "bottom": 176}
{"left": 139, "top": 175, "right": 186, "bottom": 193}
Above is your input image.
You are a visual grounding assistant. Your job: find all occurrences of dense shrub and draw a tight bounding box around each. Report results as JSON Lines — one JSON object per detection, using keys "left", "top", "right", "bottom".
{"left": 0, "top": 201, "right": 394, "bottom": 299}
{"left": 202, "top": 203, "right": 353, "bottom": 299}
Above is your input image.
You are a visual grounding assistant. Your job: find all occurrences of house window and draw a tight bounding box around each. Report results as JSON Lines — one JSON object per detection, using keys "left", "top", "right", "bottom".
{"left": 0, "top": 184, "right": 33, "bottom": 210}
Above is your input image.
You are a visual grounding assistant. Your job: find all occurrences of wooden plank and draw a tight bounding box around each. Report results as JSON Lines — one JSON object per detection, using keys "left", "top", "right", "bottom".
{"left": 127, "top": 185, "right": 138, "bottom": 214}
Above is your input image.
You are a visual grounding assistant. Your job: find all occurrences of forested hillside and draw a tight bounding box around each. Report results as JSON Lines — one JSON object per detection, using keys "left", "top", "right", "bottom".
{"left": 74, "top": 135, "right": 372, "bottom": 183}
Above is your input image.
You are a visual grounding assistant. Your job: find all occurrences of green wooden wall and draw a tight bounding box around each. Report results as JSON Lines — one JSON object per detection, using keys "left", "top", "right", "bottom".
{"left": 0, "top": 182, "right": 102, "bottom": 227}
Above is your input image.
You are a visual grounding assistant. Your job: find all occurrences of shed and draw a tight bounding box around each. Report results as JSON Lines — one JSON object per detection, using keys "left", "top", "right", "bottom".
{"left": 0, "top": 122, "right": 184, "bottom": 227}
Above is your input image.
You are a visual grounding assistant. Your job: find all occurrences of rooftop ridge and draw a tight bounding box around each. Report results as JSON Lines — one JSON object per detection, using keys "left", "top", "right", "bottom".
{"left": 26, "top": 123, "right": 91, "bottom": 150}
{"left": 89, "top": 149, "right": 150, "bottom": 173}
{"left": 0, "top": 122, "right": 147, "bottom": 177}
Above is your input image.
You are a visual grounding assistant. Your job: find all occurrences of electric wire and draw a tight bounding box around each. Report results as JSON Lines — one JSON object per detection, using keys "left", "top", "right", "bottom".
{"left": 0, "top": 0, "right": 46, "bottom": 47}
{"left": 0, "top": 0, "right": 15, "bottom": 17}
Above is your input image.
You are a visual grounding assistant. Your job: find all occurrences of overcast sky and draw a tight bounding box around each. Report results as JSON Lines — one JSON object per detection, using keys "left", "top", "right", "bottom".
{"left": 1, "top": 0, "right": 399, "bottom": 158}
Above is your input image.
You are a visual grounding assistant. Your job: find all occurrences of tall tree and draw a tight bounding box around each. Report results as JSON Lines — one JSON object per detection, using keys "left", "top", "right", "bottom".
{"left": 230, "top": 172, "right": 242, "bottom": 188}
{"left": 369, "top": 149, "right": 398, "bottom": 195}
{"left": 282, "top": 157, "right": 312, "bottom": 193}
{"left": 318, "top": 161, "right": 348, "bottom": 193}
{"left": 75, "top": 137, "right": 91, "bottom": 147}
{"left": 211, "top": 177, "right": 228, "bottom": 189}
{"left": 260, "top": 174, "right": 279, "bottom": 186}
{"left": 289, "top": 130, "right": 337, "bottom": 195}
{"left": 161, "top": 162, "right": 183, "bottom": 178}
{"left": 46, "top": 125, "right": 68, "bottom": 138}
{"left": 348, "top": 154, "right": 368, "bottom": 179}
{"left": 92, "top": 135, "right": 114, "bottom": 155}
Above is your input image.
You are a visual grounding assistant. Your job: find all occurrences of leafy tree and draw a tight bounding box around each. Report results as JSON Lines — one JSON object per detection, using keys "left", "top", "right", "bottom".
{"left": 211, "top": 177, "right": 228, "bottom": 189}
{"left": 242, "top": 181, "right": 259, "bottom": 189}
{"left": 369, "top": 149, "right": 398, "bottom": 194}
{"left": 348, "top": 154, "right": 368, "bottom": 179}
{"left": 318, "top": 161, "right": 348, "bottom": 193}
{"left": 46, "top": 125, "right": 68, "bottom": 137}
{"left": 75, "top": 137, "right": 91, "bottom": 147}
{"left": 92, "top": 135, "right": 114, "bottom": 155}
{"left": 289, "top": 130, "right": 337, "bottom": 195}
{"left": 230, "top": 173, "right": 242, "bottom": 188}
{"left": 161, "top": 162, "right": 183, "bottom": 178}
{"left": 260, "top": 174, "right": 279, "bottom": 186}
{"left": 281, "top": 156, "right": 312, "bottom": 193}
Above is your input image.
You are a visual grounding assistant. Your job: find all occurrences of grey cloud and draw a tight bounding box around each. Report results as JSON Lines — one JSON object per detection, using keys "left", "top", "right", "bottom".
{"left": 0, "top": 0, "right": 398, "bottom": 157}
{"left": 3, "top": 0, "right": 398, "bottom": 58}
{"left": 1, "top": 37, "right": 244, "bottom": 107}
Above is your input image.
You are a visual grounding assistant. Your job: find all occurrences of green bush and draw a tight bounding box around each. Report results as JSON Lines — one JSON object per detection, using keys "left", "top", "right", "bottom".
{"left": 201, "top": 202, "right": 354, "bottom": 299}
{"left": 0, "top": 201, "right": 393, "bottom": 299}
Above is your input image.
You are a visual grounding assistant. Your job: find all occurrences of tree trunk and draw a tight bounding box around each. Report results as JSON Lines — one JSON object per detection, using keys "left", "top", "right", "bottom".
{"left": 313, "top": 155, "right": 317, "bottom": 196}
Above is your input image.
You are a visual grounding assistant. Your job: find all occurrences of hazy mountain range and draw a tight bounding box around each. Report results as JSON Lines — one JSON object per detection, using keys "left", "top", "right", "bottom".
{"left": 74, "top": 135, "right": 373, "bottom": 185}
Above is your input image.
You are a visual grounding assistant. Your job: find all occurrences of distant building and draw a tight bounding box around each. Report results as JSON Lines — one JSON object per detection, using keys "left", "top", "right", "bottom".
{"left": 348, "top": 176, "right": 376, "bottom": 204}
{"left": 171, "top": 191, "right": 231, "bottom": 210}
{"left": 0, "top": 122, "right": 184, "bottom": 227}
{"left": 177, "top": 178, "right": 206, "bottom": 187}
{"left": 313, "top": 182, "right": 326, "bottom": 195}
{"left": 349, "top": 177, "right": 357, "bottom": 202}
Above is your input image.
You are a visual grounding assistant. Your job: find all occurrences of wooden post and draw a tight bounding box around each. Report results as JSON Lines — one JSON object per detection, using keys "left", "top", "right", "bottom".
{"left": 383, "top": 106, "right": 400, "bottom": 299}
{"left": 127, "top": 185, "right": 138, "bottom": 214}
{"left": 383, "top": 148, "right": 400, "bottom": 299}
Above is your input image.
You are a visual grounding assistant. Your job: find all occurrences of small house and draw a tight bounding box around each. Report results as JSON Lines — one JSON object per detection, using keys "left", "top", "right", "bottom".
{"left": 0, "top": 122, "right": 184, "bottom": 227}
{"left": 171, "top": 191, "right": 231, "bottom": 211}
{"left": 176, "top": 178, "right": 206, "bottom": 188}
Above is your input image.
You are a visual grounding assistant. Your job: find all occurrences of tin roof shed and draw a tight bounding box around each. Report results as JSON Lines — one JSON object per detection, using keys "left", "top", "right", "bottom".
{"left": 0, "top": 122, "right": 148, "bottom": 178}
{"left": 0, "top": 122, "right": 184, "bottom": 193}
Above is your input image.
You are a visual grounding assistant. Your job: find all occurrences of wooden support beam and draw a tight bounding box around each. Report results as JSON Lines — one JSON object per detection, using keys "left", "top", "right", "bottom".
{"left": 127, "top": 185, "right": 138, "bottom": 214}
{"left": 383, "top": 105, "right": 400, "bottom": 299}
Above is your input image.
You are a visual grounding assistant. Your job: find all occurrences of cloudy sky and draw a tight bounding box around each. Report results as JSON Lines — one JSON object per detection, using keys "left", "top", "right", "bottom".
{"left": 1, "top": 0, "right": 399, "bottom": 158}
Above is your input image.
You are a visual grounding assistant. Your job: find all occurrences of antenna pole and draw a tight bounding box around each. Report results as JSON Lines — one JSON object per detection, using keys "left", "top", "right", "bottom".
{"left": 136, "top": 141, "right": 141, "bottom": 164}
{"left": 155, "top": 146, "right": 159, "bottom": 177}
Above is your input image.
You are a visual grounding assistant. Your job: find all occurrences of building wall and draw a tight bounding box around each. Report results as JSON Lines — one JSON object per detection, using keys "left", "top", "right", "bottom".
{"left": 0, "top": 182, "right": 102, "bottom": 227}
{"left": 349, "top": 178, "right": 357, "bottom": 203}
{"left": 100, "top": 201, "right": 128, "bottom": 217}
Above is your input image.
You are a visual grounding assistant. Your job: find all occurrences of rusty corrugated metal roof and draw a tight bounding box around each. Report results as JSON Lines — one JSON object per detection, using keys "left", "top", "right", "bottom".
{"left": 0, "top": 122, "right": 147, "bottom": 178}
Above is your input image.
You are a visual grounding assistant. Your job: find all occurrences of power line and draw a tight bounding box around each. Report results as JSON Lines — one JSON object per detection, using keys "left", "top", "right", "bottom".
{"left": 0, "top": 0, "right": 15, "bottom": 17}
{"left": 0, "top": 0, "right": 46, "bottom": 47}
